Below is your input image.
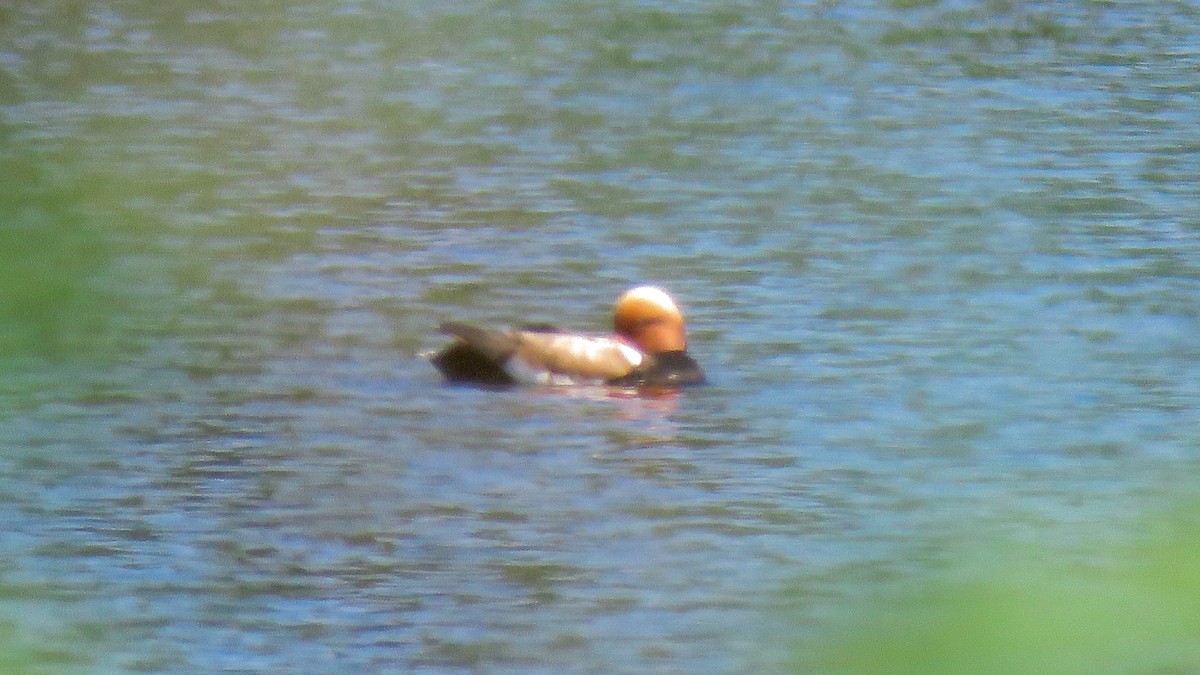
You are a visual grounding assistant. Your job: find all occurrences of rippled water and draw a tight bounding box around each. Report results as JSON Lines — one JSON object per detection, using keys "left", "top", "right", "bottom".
{"left": 3, "top": 0, "right": 1200, "bottom": 671}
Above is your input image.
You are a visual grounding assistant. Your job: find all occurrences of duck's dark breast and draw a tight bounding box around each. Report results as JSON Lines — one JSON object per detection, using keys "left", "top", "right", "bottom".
{"left": 607, "top": 350, "right": 706, "bottom": 387}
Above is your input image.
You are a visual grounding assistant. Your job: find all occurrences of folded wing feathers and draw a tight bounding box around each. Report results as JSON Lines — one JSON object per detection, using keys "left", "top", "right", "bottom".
{"left": 439, "top": 321, "right": 519, "bottom": 362}
{"left": 513, "top": 331, "right": 643, "bottom": 381}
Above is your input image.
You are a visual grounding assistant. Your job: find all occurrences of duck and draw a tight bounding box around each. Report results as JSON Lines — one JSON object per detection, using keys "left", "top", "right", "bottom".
{"left": 428, "top": 285, "right": 705, "bottom": 387}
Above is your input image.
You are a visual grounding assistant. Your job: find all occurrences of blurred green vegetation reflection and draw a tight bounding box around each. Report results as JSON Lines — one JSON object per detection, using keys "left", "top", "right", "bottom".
{"left": 0, "top": 601, "right": 102, "bottom": 674}
{"left": 0, "top": 130, "right": 189, "bottom": 415}
{"left": 0, "top": 155, "right": 116, "bottom": 364}
{"left": 783, "top": 503, "right": 1200, "bottom": 674}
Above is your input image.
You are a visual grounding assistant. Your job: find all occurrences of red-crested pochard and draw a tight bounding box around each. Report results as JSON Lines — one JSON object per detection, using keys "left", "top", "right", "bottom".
{"left": 429, "top": 286, "right": 705, "bottom": 387}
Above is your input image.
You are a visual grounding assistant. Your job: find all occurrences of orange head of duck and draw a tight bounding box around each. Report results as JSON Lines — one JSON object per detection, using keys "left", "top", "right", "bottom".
{"left": 613, "top": 286, "right": 688, "bottom": 354}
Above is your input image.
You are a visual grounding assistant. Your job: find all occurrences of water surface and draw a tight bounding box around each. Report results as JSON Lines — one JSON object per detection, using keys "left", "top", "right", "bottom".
{"left": 2, "top": 0, "right": 1200, "bottom": 671}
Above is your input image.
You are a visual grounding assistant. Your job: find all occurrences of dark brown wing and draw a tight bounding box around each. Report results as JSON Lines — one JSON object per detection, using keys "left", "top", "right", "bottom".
{"left": 431, "top": 322, "right": 520, "bottom": 385}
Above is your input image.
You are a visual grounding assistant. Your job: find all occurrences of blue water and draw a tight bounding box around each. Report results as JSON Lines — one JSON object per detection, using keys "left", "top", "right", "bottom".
{"left": 2, "top": 0, "right": 1200, "bottom": 671}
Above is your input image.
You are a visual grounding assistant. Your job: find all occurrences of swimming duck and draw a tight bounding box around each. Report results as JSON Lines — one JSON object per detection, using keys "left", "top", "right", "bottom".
{"left": 428, "top": 286, "right": 705, "bottom": 387}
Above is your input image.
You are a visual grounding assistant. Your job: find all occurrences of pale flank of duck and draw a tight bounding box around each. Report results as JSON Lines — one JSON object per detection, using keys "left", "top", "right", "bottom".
{"left": 505, "top": 331, "right": 644, "bottom": 384}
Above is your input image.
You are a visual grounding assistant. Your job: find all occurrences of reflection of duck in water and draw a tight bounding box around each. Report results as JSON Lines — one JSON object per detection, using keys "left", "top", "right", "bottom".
{"left": 428, "top": 286, "right": 705, "bottom": 388}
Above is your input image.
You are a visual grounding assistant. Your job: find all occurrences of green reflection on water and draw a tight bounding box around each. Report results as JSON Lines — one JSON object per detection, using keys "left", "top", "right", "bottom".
{"left": 0, "top": 155, "right": 116, "bottom": 364}
{"left": 0, "top": 619, "right": 85, "bottom": 674}
{"left": 0, "top": 134, "right": 191, "bottom": 415}
{"left": 0, "top": 581, "right": 111, "bottom": 674}
{"left": 782, "top": 504, "right": 1200, "bottom": 674}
